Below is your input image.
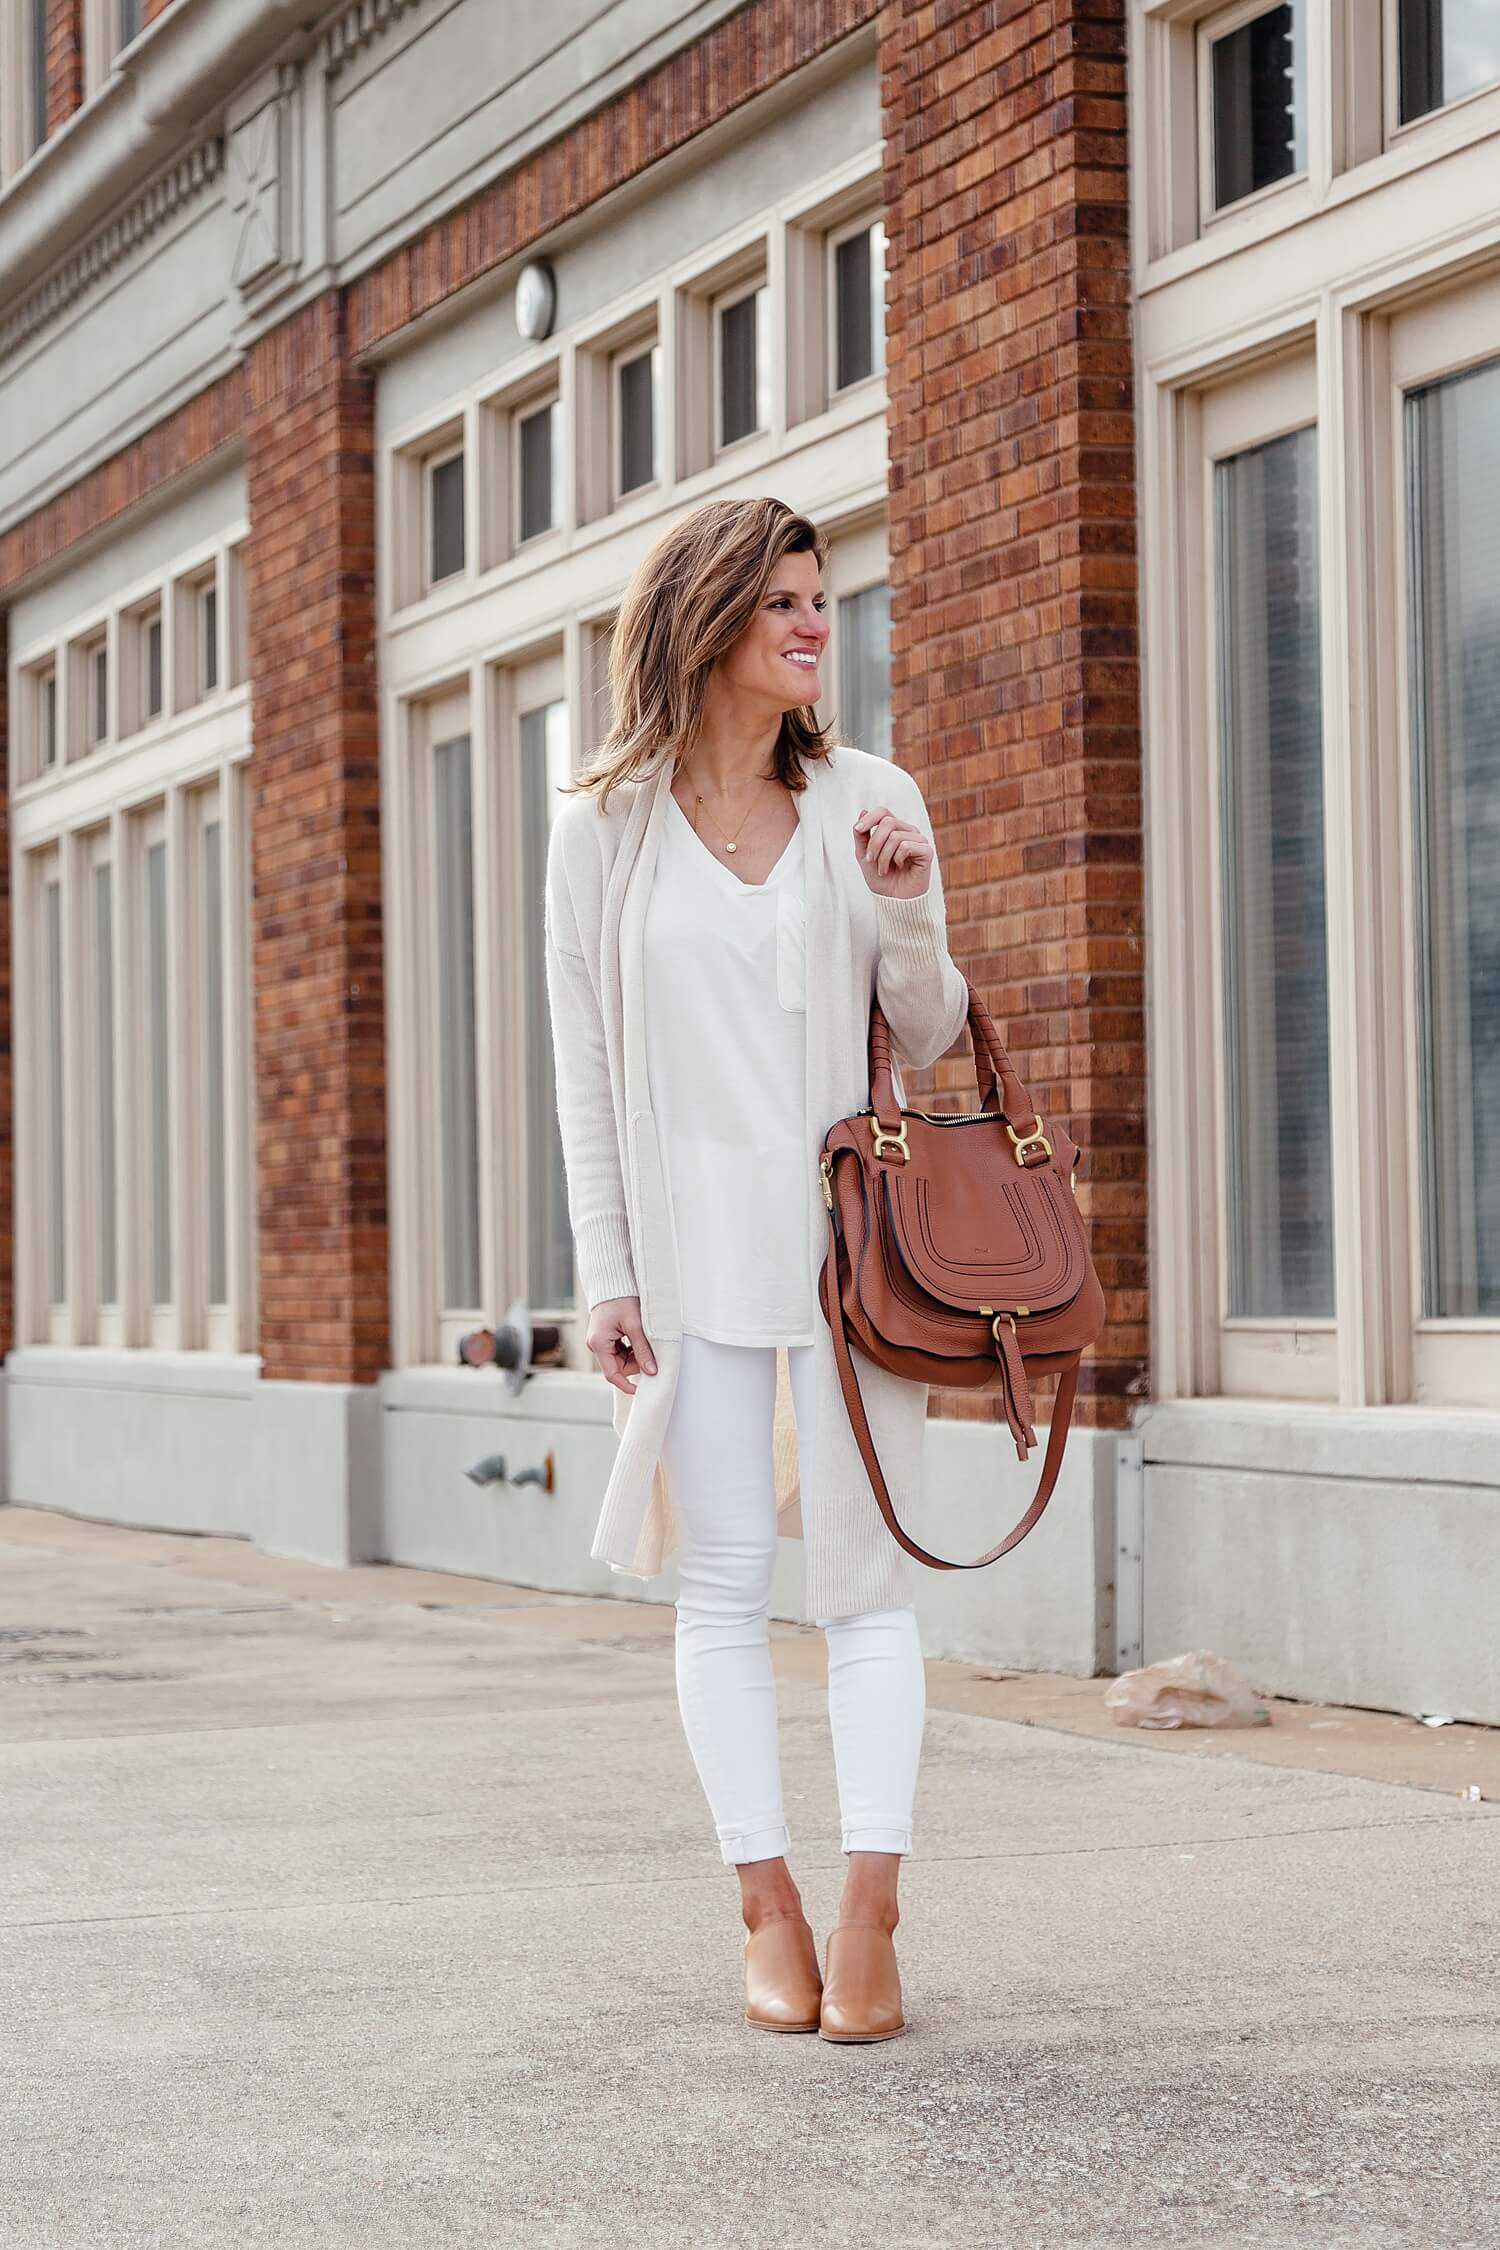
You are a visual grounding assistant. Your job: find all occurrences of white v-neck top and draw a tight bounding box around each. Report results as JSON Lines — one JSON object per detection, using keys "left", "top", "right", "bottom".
{"left": 642, "top": 788, "right": 815, "bottom": 1345}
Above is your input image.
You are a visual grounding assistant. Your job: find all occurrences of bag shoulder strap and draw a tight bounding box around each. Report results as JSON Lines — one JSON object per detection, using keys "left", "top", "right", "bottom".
{"left": 823, "top": 1199, "right": 1081, "bottom": 1572}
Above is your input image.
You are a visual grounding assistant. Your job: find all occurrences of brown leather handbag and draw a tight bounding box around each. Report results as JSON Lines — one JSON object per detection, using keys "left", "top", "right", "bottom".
{"left": 817, "top": 981, "right": 1107, "bottom": 1570}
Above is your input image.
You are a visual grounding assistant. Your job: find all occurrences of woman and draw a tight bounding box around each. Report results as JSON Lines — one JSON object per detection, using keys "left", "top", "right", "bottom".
{"left": 543, "top": 496, "right": 969, "bottom": 2042}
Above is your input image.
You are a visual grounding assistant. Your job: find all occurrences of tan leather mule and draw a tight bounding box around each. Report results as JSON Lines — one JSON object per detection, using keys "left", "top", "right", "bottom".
{"left": 817, "top": 1921, "right": 906, "bottom": 2043}
{"left": 743, "top": 1915, "right": 823, "bottom": 2033}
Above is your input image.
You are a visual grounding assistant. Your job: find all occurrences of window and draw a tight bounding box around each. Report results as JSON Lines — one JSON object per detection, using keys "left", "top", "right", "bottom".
{"left": 123, "top": 602, "right": 164, "bottom": 734}
{"left": 430, "top": 713, "right": 481, "bottom": 1313}
{"left": 1397, "top": 0, "right": 1500, "bottom": 123}
{"left": 201, "top": 580, "right": 219, "bottom": 695}
{"left": 1405, "top": 354, "right": 1500, "bottom": 1320}
{"left": 519, "top": 695, "right": 574, "bottom": 1312}
{"left": 74, "top": 631, "right": 110, "bottom": 755}
{"left": 1204, "top": 2, "right": 1304, "bottom": 212}
{"left": 118, "top": 0, "right": 141, "bottom": 43}
{"left": 824, "top": 525, "right": 893, "bottom": 763}
{"left": 837, "top": 583, "right": 892, "bottom": 763}
{"left": 717, "top": 282, "right": 770, "bottom": 449}
{"left": 516, "top": 398, "right": 560, "bottom": 543}
{"left": 142, "top": 818, "right": 172, "bottom": 1309}
{"left": 12, "top": 527, "right": 252, "bottom": 1353}
{"left": 146, "top": 610, "right": 164, "bottom": 719}
{"left": 832, "top": 219, "right": 886, "bottom": 392}
{"left": 26, "top": 661, "right": 60, "bottom": 773}
{"left": 29, "top": 0, "right": 47, "bottom": 154}
{"left": 616, "top": 342, "right": 660, "bottom": 498}
{"left": 1214, "top": 424, "right": 1333, "bottom": 1322}
{"left": 90, "top": 846, "right": 118, "bottom": 1313}
{"left": 427, "top": 446, "right": 466, "bottom": 586}
{"left": 196, "top": 799, "right": 228, "bottom": 1310}
{"left": 42, "top": 863, "right": 65, "bottom": 1310}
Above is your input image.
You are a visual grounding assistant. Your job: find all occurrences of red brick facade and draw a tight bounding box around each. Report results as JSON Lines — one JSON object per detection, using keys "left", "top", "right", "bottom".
{"left": 245, "top": 295, "right": 388, "bottom": 1387}
{"left": 881, "top": 1, "right": 1145, "bottom": 1426}
{"left": 44, "top": 0, "right": 84, "bottom": 137}
{"left": 0, "top": 373, "right": 246, "bottom": 597}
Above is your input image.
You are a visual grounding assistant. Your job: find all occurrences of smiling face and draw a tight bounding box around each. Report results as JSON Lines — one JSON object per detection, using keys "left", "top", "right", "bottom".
{"left": 712, "top": 546, "right": 831, "bottom": 715}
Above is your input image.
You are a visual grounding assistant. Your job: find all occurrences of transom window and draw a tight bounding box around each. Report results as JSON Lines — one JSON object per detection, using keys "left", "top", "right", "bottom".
{"left": 1397, "top": 0, "right": 1500, "bottom": 124}
{"left": 717, "top": 281, "right": 770, "bottom": 449}
{"left": 1203, "top": 1, "right": 1304, "bottom": 213}
{"left": 516, "top": 398, "right": 560, "bottom": 544}
{"left": 832, "top": 217, "right": 886, "bottom": 392}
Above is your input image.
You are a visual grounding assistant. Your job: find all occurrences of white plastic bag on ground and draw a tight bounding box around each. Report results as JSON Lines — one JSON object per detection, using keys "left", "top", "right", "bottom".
{"left": 1104, "top": 1649, "right": 1271, "bottom": 1730}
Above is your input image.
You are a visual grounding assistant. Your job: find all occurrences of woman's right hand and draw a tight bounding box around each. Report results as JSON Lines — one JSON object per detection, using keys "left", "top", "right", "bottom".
{"left": 586, "top": 1296, "right": 658, "bottom": 1394}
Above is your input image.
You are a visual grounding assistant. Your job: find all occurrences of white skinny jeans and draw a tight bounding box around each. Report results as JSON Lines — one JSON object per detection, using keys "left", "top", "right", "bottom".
{"left": 661, "top": 1331, "right": 926, "bottom": 1866}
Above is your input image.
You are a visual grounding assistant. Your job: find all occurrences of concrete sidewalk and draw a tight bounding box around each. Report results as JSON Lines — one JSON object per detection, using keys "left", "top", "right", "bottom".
{"left": 3, "top": 1505, "right": 1496, "bottom": 2249}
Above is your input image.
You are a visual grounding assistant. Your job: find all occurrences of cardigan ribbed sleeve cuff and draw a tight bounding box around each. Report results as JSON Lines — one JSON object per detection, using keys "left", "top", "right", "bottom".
{"left": 873, "top": 876, "right": 970, "bottom": 1072}
{"left": 576, "top": 1210, "right": 640, "bottom": 1314}
{"left": 874, "top": 880, "right": 945, "bottom": 971}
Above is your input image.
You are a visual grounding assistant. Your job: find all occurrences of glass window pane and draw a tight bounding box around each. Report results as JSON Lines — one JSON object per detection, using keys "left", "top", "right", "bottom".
{"left": 202, "top": 585, "right": 219, "bottom": 694}
{"left": 145, "top": 838, "right": 172, "bottom": 1305}
{"left": 520, "top": 699, "right": 575, "bottom": 1311}
{"left": 119, "top": 0, "right": 142, "bottom": 43}
{"left": 92, "top": 645, "right": 108, "bottom": 744}
{"left": 518, "top": 404, "right": 556, "bottom": 542}
{"left": 146, "top": 617, "right": 163, "bottom": 719}
{"left": 618, "top": 348, "right": 656, "bottom": 494}
{"left": 838, "top": 583, "right": 892, "bottom": 763}
{"left": 1211, "top": 4, "right": 1301, "bottom": 209}
{"left": 95, "top": 862, "right": 117, "bottom": 1306}
{"left": 835, "top": 228, "right": 874, "bottom": 390}
{"left": 42, "top": 672, "right": 57, "bottom": 768}
{"left": 1399, "top": 0, "right": 1500, "bottom": 122}
{"left": 720, "top": 288, "right": 767, "bottom": 447}
{"left": 1215, "top": 425, "right": 1333, "bottom": 1319}
{"left": 30, "top": 0, "right": 47, "bottom": 151}
{"left": 432, "top": 734, "right": 481, "bottom": 1309}
{"left": 1406, "top": 357, "right": 1500, "bottom": 1318}
{"left": 44, "top": 877, "right": 65, "bottom": 1306}
{"left": 202, "top": 820, "right": 227, "bottom": 1306}
{"left": 429, "top": 452, "right": 465, "bottom": 583}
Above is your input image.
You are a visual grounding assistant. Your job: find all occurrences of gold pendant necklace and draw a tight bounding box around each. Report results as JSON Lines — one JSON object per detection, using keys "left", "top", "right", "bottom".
{"left": 683, "top": 761, "right": 776, "bottom": 856}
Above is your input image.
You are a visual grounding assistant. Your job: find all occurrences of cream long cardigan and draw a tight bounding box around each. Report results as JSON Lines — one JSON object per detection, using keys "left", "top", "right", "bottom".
{"left": 543, "top": 742, "right": 971, "bottom": 1623}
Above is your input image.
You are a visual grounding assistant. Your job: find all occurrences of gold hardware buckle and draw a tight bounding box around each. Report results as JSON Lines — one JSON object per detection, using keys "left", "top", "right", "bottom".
{"left": 1006, "top": 1114, "right": 1052, "bottom": 1166}
{"left": 819, "top": 1155, "right": 834, "bottom": 1210}
{"left": 869, "top": 1116, "right": 910, "bottom": 1162}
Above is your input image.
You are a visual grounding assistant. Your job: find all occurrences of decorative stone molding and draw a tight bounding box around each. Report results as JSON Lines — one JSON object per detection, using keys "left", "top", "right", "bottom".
{"left": 0, "top": 136, "right": 223, "bottom": 368}
{"left": 320, "top": 0, "right": 424, "bottom": 79}
{"left": 228, "top": 64, "right": 300, "bottom": 310}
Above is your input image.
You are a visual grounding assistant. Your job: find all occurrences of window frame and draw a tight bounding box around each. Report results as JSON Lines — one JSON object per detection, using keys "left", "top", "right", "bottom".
{"left": 9, "top": 527, "right": 255, "bottom": 1357}
{"left": 611, "top": 334, "right": 662, "bottom": 505}
{"left": 826, "top": 210, "right": 887, "bottom": 400}
{"left": 1372, "top": 274, "right": 1500, "bottom": 1405}
{"left": 512, "top": 392, "right": 563, "bottom": 550}
{"left": 1195, "top": 0, "right": 1309, "bottom": 227}
{"left": 1383, "top": 0, "right": 1500, "bottom": 139}
{"left": 712, "top": 275, "right": 771, "bottom": 455}
{"left": 423, "top": 435, "right": 468, "bottom": 592}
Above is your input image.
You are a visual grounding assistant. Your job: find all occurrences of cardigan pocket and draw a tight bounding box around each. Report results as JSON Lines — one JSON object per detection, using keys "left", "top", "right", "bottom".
{"left": 776, "top": 891, "right": 806, "bottom": 1012}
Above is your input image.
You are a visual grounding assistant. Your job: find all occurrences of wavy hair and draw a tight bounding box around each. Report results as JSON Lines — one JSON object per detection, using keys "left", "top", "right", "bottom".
{"left": 562, "top": 496, "right": 836, "bottom": 814}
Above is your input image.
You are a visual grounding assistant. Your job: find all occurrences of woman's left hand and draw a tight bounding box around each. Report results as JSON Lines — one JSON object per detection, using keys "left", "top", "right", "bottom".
{"left": 853, "top": 806, "right": 933, "bottom": 899}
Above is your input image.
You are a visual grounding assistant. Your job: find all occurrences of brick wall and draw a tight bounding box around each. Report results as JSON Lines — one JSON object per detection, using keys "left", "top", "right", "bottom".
{"left": 246, "top": 294, "right": 388, "bottom": 1387}
{"left": 44, "top": 0, "right": 83, "bottom": 136}
{"left": 880, "top": 0, "right": 1145, "bottom": 1426}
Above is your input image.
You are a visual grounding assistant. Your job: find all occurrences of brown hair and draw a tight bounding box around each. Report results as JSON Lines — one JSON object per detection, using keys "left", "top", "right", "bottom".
{"left": 562, "top": 496, "right": 836, "bottom": 814}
